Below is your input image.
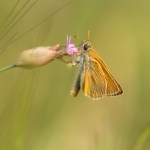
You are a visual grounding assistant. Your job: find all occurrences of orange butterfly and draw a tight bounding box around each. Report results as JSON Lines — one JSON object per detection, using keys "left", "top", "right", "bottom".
{"left": 70, "top": 31, "right": 123, "bottom": 100}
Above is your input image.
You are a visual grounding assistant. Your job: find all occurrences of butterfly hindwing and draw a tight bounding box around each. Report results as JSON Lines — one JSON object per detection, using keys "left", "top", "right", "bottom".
{"left": 81, "top": 50, "right": 107, "bottom": 99}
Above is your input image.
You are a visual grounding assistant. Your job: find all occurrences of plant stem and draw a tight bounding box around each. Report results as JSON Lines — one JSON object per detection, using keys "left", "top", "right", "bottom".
{"left": 0, "top": 64, "right": 15, "bottom": 72}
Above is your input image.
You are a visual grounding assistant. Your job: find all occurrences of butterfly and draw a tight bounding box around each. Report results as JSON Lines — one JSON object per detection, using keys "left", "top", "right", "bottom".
{"left": 70, "top": 31, "right": 123, "bottom": 100}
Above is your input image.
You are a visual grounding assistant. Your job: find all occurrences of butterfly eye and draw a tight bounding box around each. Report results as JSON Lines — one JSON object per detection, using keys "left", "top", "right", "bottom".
{"left": 83, "top": 44, "right": 89, "bottom": 51}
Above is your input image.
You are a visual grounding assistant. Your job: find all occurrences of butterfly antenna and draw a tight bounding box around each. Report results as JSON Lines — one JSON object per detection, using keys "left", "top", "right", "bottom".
{"left": 88, "top": 30, "right": 90, "bottom": 40}
{"left": 75, "top": 35, "right": 83, "bottom": 42}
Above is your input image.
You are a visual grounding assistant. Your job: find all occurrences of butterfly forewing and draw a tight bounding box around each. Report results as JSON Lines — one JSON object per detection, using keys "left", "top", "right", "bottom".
{"left": 97, "top": 55, "right": 123, "bottom": 96}
{"left": 86, "top": 49, "right": 123, "bottom": 97}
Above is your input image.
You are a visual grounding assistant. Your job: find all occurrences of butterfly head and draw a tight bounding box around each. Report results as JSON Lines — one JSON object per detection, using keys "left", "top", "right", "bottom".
{"left": 82, "top": 40, "right": 92, "bottom": 51}
{"left": 75, "top": 30, "right": 92, "bottom": 52}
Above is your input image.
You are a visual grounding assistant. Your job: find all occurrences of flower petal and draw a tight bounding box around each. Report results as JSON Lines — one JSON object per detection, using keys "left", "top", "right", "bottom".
{"left": 68, "top": 44, "right": 75, "bottom": 48}
{"left": 72, "top": 47, "right": 78, "bottom": 52}
{"left": 68, "top": 36, "right": 71, "bottom": 45}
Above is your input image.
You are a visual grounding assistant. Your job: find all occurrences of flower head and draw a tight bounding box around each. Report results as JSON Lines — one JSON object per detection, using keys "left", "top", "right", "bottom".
{"left": 66, "top": 36, "right": 78, "bottom": 56}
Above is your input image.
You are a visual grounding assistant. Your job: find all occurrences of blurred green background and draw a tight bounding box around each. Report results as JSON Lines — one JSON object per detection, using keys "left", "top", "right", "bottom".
{"left": 0, "top": 0, "right": 150, "bottom": 150}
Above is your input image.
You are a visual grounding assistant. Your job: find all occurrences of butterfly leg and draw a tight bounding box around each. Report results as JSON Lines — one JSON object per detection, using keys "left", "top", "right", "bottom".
{"left": 57, "top": 57, "right": 74, "bottom": 66}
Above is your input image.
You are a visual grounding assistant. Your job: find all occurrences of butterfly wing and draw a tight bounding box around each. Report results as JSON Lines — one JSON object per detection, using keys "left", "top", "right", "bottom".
{"left": 71, "top": 68, "right": 82, "bottom": 97}
{"left": 82, "top": 49, "right": 123, "bottom": 100}
{"left": 96, "top": 52, "right": 123, "bottom": 96}
{"left": 81, "top": 50, "right": 107, "bottom": 99}
{"left": 71, "top": 54, "right": 84, "bottom": 97}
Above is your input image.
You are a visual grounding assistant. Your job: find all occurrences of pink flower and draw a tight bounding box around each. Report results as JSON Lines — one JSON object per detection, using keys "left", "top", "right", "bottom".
{"left": 66, "top": 36, "right": 78, "bottom": 56}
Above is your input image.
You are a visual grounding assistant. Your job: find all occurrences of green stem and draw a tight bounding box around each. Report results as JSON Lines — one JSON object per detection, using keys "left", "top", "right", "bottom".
{"left": 0, "top": 64, "right": 16, "bottom": 72}
{"left": 131, "top": 126, "right": 150, "bottom": 150}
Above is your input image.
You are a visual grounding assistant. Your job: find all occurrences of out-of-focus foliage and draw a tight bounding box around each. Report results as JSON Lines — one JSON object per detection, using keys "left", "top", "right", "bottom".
{"left": 0, "top": 0, "right": 150, "bottom": 150}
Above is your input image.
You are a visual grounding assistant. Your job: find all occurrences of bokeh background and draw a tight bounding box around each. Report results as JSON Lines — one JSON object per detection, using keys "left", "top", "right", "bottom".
{"left": 0, "top": 0, "right": 150, "bottom": 150}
